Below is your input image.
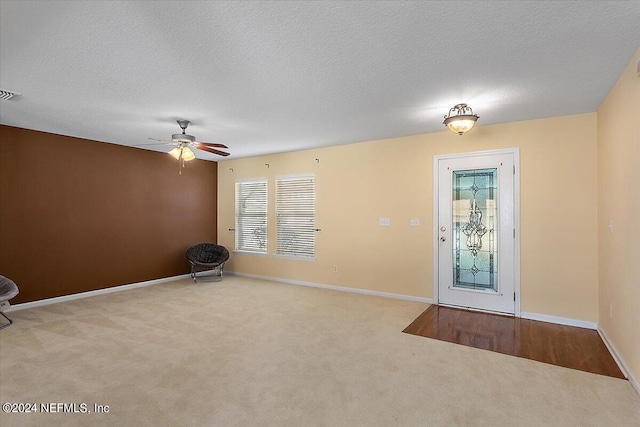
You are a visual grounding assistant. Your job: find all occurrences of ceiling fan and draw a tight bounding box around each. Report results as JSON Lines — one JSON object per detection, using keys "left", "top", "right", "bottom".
{"left": 145, "top": 120, "right": 230, "bottom": 173}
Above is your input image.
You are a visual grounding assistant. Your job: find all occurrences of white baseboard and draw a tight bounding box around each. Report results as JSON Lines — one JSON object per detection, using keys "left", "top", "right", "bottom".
{"left": 520, "top": 311, "right": 598, "bottom": 330}
{"left": 226, "top": 271, "right": 433, "bottom": 304}
{"left": 6, "top": 274, "right": 192, "bottom": 312}
{"left": 598, "top": 327, "right": 639, "bottom": 395}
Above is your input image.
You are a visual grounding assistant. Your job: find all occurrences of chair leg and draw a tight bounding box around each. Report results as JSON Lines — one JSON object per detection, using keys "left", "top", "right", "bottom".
{"left": 191, "top": 264, "right": 197, "bottom": 283}
{"left": 0, "top": 311, "right": 13, "bottom": 330}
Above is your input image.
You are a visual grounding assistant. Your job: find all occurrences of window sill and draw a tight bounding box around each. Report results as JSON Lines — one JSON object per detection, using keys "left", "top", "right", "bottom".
{"left": 232, "top": 250, "right": 268, "bottom": 257}
{"left": 273, "top": 254, "right": 316, "bottom": 262}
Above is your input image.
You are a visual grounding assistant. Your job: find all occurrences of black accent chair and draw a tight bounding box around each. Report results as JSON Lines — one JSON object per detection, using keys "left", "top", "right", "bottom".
{"left": 0, "top": 275, "right": 19, "bottom": 330}
{"left": 186, "top": 243, "right": 229, "bottom": 282}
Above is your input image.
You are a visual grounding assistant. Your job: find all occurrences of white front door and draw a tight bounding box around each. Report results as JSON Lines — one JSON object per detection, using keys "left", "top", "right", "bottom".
{"left": 436, "top": 150, "right": 518, "bottom": 314}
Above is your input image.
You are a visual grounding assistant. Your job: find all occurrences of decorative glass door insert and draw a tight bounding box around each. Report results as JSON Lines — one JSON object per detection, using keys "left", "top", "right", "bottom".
{"left": 452, "top": 168, "right": 498, "bottom": 292}
{"left": 436, "top": 150, "right": 517, "bottom": 314}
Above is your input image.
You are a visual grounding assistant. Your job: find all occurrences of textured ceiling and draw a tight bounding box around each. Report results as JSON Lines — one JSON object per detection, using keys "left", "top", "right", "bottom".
{"left": 1, "top": 1, "right": 639, "bottom": 160}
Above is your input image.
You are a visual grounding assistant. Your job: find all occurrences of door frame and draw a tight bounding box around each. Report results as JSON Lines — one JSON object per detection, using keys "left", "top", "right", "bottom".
{"left": 432, "top": 148, "right": 521, "bottom": 317}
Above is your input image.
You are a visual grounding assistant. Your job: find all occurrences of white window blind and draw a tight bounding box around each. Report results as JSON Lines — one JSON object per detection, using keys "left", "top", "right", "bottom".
{"left": 235, "top": 179, "right": 268, "bottom": 253}
{"left": 276, "top": 175, "right": 316, "bottom": 258}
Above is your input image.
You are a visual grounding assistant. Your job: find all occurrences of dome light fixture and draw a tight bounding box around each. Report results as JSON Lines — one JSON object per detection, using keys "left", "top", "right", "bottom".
{"left": 443, "top": 103, "right": 479, "bottom": 135}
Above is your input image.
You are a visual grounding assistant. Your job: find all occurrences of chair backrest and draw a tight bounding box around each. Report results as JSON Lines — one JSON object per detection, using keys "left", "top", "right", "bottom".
{"left": 0, "top": 275, "right": 19, "bottom": 302}
{"left": 186, "top": 243, "right": 229, "bottom": 265}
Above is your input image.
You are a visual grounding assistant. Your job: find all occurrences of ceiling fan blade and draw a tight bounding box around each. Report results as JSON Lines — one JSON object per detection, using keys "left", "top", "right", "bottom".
{"left": 136, "top": 142, "right": 176, "bottom": 146}
{"left": 194, "top": 143, "right": 230, "bottom": 157}
{"left": 147, "top": 137, "right": 173, "bottom": 142}
{"left": 197, "top": 142, "right": 229, "bottom": 149}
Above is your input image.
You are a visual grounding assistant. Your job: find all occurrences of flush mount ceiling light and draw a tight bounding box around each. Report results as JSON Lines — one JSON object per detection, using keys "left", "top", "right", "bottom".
{"left": 443, "top": 103, "right": 479, "bottom": 135}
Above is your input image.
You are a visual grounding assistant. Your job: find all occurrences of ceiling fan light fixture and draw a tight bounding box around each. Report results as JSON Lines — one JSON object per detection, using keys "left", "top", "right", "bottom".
{"left": 443, "top": 103, "right": 479, "bottom": 135}
{"left": 168, "top": 147, "right": 182, "bottom": 160}
{"left": 181, "top": 146, "right": 196, "bottom": 161}
{"left": 168, "top": 146, "right": 196, "bottom": 161}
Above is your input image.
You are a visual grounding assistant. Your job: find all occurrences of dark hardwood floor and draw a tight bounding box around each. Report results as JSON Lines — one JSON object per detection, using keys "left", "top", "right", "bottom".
{"left": 403, "top": 305, "right": 625, "bottom": 379}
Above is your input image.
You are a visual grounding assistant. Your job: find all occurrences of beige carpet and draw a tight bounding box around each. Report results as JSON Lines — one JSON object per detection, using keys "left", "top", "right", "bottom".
{"left": 0, "top": 276, "right": 638, "bottom": 427}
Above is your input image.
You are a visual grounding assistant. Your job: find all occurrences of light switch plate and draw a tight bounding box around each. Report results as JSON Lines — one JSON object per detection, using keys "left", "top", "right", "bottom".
{"left": 410, "top": 218, "right": 420, "bottom": 227}
{"left": 378, "top": 218, "right": 390, "bottom": 226}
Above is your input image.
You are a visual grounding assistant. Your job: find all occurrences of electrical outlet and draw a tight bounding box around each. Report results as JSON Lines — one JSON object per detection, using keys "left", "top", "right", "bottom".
{"left": 333, "top": 265, "right": 338, "bottom": 273}
{"left": 378, "top": 218, "right": 390, "bottom": 226}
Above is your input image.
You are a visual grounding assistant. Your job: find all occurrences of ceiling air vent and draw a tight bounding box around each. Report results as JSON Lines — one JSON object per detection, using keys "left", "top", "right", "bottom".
{"left": 0, "top": 89, "right": 21, "bottom": 100}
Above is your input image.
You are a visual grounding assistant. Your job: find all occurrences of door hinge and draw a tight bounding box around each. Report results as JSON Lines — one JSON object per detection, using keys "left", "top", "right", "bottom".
{"left": 514, "top": 292, "right": 516, "bottom": 301}
{"left": 513, "top": 165, "right": 515, "bottom": 175}
{"left": 513, "top": 228, "right": 515, "bottom": 238}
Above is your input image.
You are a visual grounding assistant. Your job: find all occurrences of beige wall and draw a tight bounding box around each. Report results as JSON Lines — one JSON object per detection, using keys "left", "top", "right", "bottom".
{"left": 597, "top": 48, "right": 640, "bottom": 383}
{"left": 218, "top": 113, "right": 599, "bottom": 322}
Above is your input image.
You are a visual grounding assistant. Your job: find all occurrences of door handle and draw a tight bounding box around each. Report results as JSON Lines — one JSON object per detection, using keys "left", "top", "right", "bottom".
{"left": 440, "top": 236, "right": 446, "bottom": 242}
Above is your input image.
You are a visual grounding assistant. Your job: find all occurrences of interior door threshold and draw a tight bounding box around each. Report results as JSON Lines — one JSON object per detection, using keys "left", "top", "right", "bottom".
{"left": 437, "top": 303, "right": 515, "bottom": 317}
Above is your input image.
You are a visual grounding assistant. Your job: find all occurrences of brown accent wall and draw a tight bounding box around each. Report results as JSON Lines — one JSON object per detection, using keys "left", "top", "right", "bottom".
{"left": 0, "top": 125, "right": 218, "bottom": 304}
